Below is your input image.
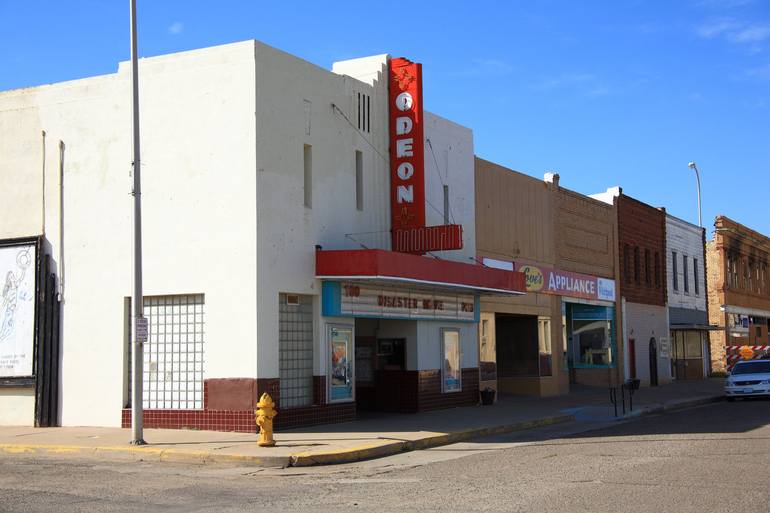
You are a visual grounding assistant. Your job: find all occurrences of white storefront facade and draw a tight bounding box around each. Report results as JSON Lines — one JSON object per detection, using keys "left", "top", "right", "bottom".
{"left": 0, "top": 41, "right": 524, "bottom": 430}
{"left": 666, "top": 214, "right": 711, "bottom": 379}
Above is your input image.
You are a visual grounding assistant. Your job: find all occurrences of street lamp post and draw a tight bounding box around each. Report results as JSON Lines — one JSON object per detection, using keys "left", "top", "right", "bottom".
{"left": 129, "top": 0, "right": 146, "bottom": 446}
{"left": 687, "top": 162, "right": 702, "bottom": 228}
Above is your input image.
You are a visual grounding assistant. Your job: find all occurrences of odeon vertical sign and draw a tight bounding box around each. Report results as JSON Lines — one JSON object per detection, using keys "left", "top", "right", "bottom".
{"left": 389, "top": 57, "right": 462, "bottom": 254}
{"left": 389, "top": 58, "right": 426, "bottom": 242}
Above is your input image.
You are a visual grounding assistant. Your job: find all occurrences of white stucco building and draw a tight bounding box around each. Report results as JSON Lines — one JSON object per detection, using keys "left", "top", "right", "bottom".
{"left": 666, "top": 214, "right": 711, "bottom": 379}
{"left": 0, "top": 41, "right": 523, "bottom": 430}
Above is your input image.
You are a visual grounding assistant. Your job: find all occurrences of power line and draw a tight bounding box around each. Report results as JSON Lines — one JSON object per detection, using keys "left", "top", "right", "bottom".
{"left": 426, "top": 138, "right": 456, "bottom": 224}
{"left": 331, "top": 103, "right": 389, "bottom": 162}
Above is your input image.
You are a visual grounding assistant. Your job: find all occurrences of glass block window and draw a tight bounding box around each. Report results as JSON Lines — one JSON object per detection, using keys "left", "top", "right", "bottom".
{"left": 128, "top": 294, "right": 205, "bottom": 410}
{"left": 279, "top": 293, "right": 314, "bottom": 408}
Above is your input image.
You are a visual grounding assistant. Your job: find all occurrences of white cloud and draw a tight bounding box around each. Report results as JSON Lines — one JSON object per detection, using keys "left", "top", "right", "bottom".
{"left": 696, "top": 18, "right": 740, "bottom": 38}
{"left": 730, "top": 25, "right": 770, "bottom": 43}
{"left": 695, "top": 0, "right": 756, "bottom": 8}
{"left": 168, "top": 21, "right": 184, "bottom": 35}
{"left": 745, "top": 63, "right": 770, "bottom": 79}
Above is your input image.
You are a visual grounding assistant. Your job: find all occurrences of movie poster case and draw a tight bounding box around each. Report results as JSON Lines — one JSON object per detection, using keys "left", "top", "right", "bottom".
{"left": 0, "top": 239, "right": 39, "bottom": 378}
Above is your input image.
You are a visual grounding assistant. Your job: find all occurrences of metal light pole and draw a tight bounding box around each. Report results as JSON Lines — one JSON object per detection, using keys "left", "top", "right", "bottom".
{"left": 687, "top": 161, "right": 703, "bottom": 228}
{"left": 129, "top": 0, "right": 146, "bottom": 446}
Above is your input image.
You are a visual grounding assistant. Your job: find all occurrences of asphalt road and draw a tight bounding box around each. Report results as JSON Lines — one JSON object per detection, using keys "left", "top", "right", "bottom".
{"left": 1, "top": 400, "right": 769, "bottom": 513}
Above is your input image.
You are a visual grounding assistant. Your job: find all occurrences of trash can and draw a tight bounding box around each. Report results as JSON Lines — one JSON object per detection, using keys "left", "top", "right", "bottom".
{"left": 480, "top": 387, "right": 496, "bottom": 406}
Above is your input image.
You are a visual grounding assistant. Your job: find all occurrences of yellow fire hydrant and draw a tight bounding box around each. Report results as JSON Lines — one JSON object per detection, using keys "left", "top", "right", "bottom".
{"left": 255, "top": 392, "right": 277, "bottom": 447}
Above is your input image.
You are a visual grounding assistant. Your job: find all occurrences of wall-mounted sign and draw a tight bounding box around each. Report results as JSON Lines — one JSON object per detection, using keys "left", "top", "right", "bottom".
{"left": 322, "top": 281, "right": 478, "bottom": 322}
{"left": 389, "top": 57, "right": 426, "bottom": 239}
{"left": 517, "top": 264, "right": 616, "bottom": 302}
{"left": 392, "top": 224, "right": 463, "bottom": 254}
{"left": 0, "top": 243, "right": 36, "bottom": 377}
{"left": 388, "top": 57, "right": 464, "bottom": 254}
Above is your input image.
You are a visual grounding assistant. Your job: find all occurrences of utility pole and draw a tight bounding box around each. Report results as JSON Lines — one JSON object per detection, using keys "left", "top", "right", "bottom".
{"left": 129, "top": 0, "right": 146, "bottom": 446}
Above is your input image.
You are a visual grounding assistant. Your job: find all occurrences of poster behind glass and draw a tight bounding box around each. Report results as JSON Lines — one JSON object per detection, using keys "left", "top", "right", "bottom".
{"left": 442, "top": 329, "right": 461, "bottom": 393}
{"left": 0, "top": 243, "right": 36, "bottom": 377}
{"left": 329, "top": 325, "right": 354, "bottom": 401}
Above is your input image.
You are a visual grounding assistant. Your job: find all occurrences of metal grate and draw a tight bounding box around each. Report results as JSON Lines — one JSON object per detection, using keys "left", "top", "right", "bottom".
{"left": 279, "top": 293, "right": 314, "bottom": 408}
{"left": 128, "top": 294, "right": 205, "bottom": 410}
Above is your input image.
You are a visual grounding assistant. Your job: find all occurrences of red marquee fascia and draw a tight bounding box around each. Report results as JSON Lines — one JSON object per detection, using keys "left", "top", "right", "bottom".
{"left": 316, "top": 249, "right": 526, "bottom": 295}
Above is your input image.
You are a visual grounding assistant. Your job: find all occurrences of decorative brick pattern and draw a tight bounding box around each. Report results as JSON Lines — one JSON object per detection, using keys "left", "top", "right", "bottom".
{"left": 122, "top": 408, "right": 256, "bottom": 433}
{"left": 121, "top": 370, "right": 479, "bottom": 433}
{"left": 121, "top": 376, "right": 356, "bottom": 433}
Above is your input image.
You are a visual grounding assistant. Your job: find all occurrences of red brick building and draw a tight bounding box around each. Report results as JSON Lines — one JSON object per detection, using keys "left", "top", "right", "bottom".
{"left": 592, "top": 188, "right": 670, "bottom": 386}
{"left": 707, "top": 216, "right": 770, "bottom": 372}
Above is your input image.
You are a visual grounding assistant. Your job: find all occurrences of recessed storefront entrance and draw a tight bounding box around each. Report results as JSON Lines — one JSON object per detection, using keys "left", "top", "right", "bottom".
{"left": 494, "top": 314, "right": 553, "bottom": 395}
{"left": 354, "top": 325, "right": 407, "bottom": 412}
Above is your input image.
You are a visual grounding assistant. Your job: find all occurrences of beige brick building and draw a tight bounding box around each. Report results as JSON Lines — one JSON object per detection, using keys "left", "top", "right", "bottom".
{"left": 475, "top": 159, "right": 620, "bottom": 397}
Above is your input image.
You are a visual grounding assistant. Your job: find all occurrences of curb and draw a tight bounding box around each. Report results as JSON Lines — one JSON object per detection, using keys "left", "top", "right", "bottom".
{"left": 0, "top": 414, "right": 574, "bottom": 469}
{"left": 0, "top": 398, "right": 722, "bottom": 468}
{"left": 619, "top": 394, "right": 724, "bottom": 420}
{"left": 289, "top": 413, "right": 575, "bottom": 467}
{"left": 0, "top": 443, "right": 291, "bottom": 468}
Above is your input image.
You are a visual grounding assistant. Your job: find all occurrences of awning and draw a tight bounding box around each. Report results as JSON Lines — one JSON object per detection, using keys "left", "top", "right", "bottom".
{"left": 670, "top": 324, "right": 723, "bottom": 331}
{"left": 315, "top": 249, "right": 526, "bottom": 295}
{"left": 721, "top": 305, "right": 770, "bottom": 318}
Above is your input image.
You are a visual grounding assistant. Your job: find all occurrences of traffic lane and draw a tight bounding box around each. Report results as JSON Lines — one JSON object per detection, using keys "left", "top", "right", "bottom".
{"left": 0, "top": 401, "right": 769, "bottom": 513}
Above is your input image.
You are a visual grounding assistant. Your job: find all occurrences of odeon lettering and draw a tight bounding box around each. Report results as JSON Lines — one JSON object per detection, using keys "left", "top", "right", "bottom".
{"left": 389, "top": 57, "right": 425, "bottom": 235}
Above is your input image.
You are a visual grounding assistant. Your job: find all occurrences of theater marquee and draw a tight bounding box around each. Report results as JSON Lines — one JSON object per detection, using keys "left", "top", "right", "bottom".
{"left": 322, "top": 281, "right": 479, "bottom": 322}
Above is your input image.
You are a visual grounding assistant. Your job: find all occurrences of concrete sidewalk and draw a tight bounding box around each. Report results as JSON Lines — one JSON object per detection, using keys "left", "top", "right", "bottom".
{"left": 0, "top": 379, "right": 724, "bottom": 468}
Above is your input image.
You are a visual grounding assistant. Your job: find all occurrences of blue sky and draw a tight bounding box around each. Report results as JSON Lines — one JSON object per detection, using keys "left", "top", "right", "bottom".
{"left": 1, "top": 1, "right": 768, "bottom": 236}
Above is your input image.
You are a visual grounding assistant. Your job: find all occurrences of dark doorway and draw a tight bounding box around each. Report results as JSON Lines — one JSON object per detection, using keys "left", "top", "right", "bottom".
{"left": 355, "top": 336, "right": 377, "bottom": 410}
{"left": 495, "top": 314, "right": 539, "bottom": 377}
{"left": 355, "top": 336, "right": 409, "bottom": 412}
{"left": 629, "top": 338, "right": 637, "bottom": 380}
{"left": 649, "top": 338, "right": 659, "bottom": 386}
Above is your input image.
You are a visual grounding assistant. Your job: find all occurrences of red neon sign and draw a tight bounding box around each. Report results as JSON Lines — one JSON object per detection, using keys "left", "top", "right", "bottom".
{"left": 393, "top": 225, "right": 463, "bottom": 254}
{"left": 389, "top": 58, "right": 426, "bottom": 241}
{"left": 389, "top": 57, "right": 463, "bottom": 254}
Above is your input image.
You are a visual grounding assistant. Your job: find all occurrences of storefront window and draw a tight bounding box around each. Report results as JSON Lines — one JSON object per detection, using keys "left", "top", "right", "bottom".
{"left": 441, "top": 329, "right": 461, "bottom": 393}
{"left": 567, "top": 303, "right": 615, "bottom": 368}
{"left": 684, "top": 332, "right": 702, "bottom": 358}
